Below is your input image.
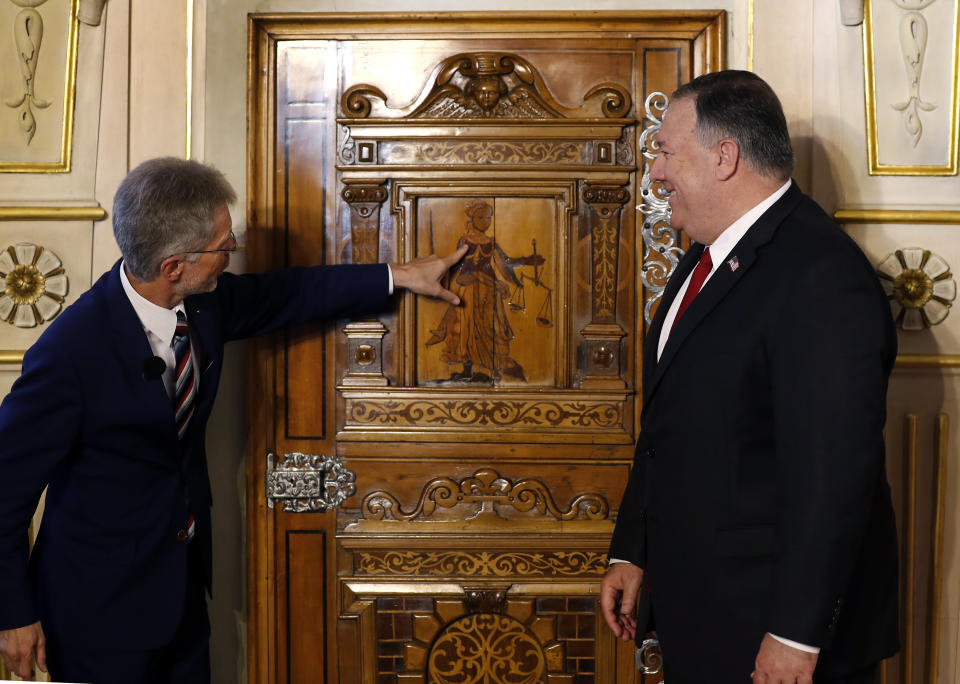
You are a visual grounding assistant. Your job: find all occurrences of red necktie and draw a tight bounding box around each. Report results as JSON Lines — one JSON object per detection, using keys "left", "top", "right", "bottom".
{"left": 671, "top": 247, "right": 712, "bottom": 330}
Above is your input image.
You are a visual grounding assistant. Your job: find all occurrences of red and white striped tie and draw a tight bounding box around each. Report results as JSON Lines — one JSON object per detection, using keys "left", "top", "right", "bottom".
{"left": 172, "top": 311, "right": 196, "bottom": 441}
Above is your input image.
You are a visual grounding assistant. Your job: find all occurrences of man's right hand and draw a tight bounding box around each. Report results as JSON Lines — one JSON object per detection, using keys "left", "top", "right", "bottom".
{"left": 0, "top": 621, "right": 47, "bottom": 680}
{"left": 600, "top": 562, "right": 643, "bottom": 641}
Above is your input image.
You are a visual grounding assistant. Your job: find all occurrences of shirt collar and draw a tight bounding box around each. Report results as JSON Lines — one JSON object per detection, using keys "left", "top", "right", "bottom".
{"left": 705, "top": 179, "right": 792, "bottom": 270}
{"left": 119, "top": 262, "right": 185, "bottom": 344}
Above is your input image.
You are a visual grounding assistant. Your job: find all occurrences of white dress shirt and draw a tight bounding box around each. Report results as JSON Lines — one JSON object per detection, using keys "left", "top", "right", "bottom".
{"left": 656, "top": 179, "right": 791, "bottom": 360}
{"left": 615, "top": 180, "right": 818, "bottom": 655}
{"left": 119, "top": 263, "right": 196, "bottom": 400}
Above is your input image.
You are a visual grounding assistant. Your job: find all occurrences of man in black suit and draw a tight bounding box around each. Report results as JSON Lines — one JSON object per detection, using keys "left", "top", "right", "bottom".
{"left": 600, "top": 71, "right": 899, "bottom": 683}
{"left": 0, "top": 157, "right": 466, "bottom": 683}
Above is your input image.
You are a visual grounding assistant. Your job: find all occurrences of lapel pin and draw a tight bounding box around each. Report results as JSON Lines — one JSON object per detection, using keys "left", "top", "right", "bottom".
{"left": 727, "top": 256, "right": 740, "bottom": 272}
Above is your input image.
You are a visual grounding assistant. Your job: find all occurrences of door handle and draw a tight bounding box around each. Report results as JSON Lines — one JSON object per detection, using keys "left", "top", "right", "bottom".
{"left": 265, "top": 452, "right": 356, "bottom": 512}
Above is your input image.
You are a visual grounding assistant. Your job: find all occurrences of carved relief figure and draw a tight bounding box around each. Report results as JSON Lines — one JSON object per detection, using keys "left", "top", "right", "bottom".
{"left": 426, "top": 199, "right": 545, "bottom": 383}
{"left": 414, "top": 54, "right": 553, "bottom": 119}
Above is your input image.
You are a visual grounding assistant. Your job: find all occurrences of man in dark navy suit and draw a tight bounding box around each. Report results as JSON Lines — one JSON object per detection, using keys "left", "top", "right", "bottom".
{"left": 600, "top": 71, "right": 899, "bottom": 683}
{"left": 0, "top": 157, "right": 466, "bottom": 683}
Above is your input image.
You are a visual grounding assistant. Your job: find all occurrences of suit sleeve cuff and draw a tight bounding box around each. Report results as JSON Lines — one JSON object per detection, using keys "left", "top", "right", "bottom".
{"left": 769, "top": 633, "right": 820, "bottom": 654}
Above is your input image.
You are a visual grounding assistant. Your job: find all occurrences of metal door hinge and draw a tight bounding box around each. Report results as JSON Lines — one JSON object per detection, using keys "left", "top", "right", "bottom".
{"left": 265, "top": 452, "right": 356, "bottom": 513}
{"left": 636, "top": 635, "right": 664, "bottom": 681}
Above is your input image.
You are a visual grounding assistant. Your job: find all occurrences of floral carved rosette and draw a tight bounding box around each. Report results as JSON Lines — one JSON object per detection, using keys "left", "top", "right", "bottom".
{"left": 877, "top": 247, "right": 956, "bottom": 330}
{"left": 0, "top": 242, "right": 68, "bottom": 327}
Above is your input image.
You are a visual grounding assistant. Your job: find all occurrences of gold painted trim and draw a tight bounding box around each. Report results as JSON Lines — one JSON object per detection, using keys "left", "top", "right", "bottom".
{"left": 835, "top": 209, "right": 960, "bottom": 225}
{"left": 902, "top": 413, "right": 917, "bottom": 684}
{"left": 0, "top": 206, "right": 106, "bottom": 221}
{"left": 747, "top": 0, "right": 754, "bottom": 71}
{"left": 895, "top": 354, "right": 960, "bottom": 368}
{"left": 186, "top": 0, "right": 193, "bottom": 159}
{"left": 928, "top": 413, "right": 948, "bottom": 683}
{"left": 863, "top": 0, "right": 960, "bottom": 176}
{"left": 0, "top": 350, "right": 25, "bottom": 365}
{"left": 0, "top": 0, "right": 80, "bottom": 174}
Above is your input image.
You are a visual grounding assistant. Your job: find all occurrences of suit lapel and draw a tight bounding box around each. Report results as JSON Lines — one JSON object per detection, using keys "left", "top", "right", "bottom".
{"left": 643, "top": 244, "right": 702, "bottom": 397}
{"left": 101, "top": 262, "right": 180, "bottom": 440}
{"left": 642, "top": 182, "right": 803, "bottom": 409}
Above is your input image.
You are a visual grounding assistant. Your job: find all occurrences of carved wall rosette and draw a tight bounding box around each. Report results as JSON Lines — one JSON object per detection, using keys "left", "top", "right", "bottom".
{"left": 877, "top": 247, "right": 957, "bottom": 329}
{"left": 0, "top": 242, "right": 68, "bottom": 327}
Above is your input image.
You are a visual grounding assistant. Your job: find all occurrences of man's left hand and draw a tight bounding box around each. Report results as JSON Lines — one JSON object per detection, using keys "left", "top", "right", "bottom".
{"left": 390, "top": 244, "right": 469, "bottom": 305}
{"left": 751, "top": 633, "right": 818, "bottom": 684}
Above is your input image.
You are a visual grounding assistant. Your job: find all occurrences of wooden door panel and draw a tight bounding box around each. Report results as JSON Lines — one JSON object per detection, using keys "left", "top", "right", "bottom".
{"left": 248, "top": 12, "right": 724, "bottom": 684}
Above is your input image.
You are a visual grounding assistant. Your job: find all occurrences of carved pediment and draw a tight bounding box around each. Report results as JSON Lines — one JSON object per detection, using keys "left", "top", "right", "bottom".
{"left": 342, "top": 52, "right": 631, "bottom": 120}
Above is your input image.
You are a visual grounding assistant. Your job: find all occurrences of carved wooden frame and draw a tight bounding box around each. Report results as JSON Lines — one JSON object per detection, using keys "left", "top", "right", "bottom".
{"left": 246, "top": 12, "right": 725, "bottom": 684}
{"left": 335, "top": 49, "right": 639, "bottom": 444}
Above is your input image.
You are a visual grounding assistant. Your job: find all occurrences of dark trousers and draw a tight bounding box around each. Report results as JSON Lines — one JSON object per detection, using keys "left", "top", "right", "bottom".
{"left": 47, "top": 550, "right": 210, "bottom": 684}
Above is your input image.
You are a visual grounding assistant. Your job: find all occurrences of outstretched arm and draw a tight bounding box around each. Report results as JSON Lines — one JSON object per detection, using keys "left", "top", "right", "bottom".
{"left": 390, "top": 244, "right": 469, "bottom": 305}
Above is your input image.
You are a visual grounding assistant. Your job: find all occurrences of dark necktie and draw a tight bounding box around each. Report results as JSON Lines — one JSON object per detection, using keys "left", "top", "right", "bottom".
{"left": 172, "top": 311, "right": 197, "bottom": 440}
{"left": 671, "top": 246, "right": 712, "bottom": 330}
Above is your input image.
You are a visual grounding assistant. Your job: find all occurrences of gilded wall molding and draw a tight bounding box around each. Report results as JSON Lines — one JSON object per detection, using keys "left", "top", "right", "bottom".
{"left": 894, "top": 353, "right": 960, "bottom": 368}
{"left": 863, "top": 0, "right": 960, "bottom": 175}
{"left": 0, "top": 0, "right": 79, "bottom": 172}
{"left": 0, "top": 350, "right": 25, "bottom": 364}
{"left": 834, "top": 208, "right": 960, "bottom": 224}
{"left": 0, "top": 205, "right": 106, "bottom": 221}
{"left": 882, "top": 413, "right": 950, "bottom": 683}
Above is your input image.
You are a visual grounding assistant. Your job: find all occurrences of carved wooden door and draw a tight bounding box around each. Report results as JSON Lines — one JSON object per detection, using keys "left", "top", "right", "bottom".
{"left": 247, "top": 12, "right": 723, "bottom": 684}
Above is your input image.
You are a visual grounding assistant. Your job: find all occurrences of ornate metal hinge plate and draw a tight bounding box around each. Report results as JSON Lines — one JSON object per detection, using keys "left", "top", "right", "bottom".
{"left": 265, "top": 452, "right": 356, "bottom": 513}
{"left": 636, "top": 636, "right": 664, "bottom": 682}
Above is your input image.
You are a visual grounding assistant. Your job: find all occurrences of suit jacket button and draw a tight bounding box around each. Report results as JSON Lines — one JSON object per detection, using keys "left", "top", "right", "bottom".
{"left": 177, "top": 529, "right": 189, "bottom": 541}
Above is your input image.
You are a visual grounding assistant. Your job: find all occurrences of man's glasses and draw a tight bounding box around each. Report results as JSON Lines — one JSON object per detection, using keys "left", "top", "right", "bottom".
{"left": 166, "top": 231, "right": 238, "bottom": 260}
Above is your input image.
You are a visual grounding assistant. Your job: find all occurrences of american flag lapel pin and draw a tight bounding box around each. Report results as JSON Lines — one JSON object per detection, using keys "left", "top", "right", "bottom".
{"left": 727, "top": 256, "right": 740, "bottom": 272}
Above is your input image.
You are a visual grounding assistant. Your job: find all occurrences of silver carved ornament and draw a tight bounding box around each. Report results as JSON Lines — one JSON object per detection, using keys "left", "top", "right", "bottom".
{"left": 265, "top": 452, "right": 356, "bottom": 513}
{"left": 636, "top": 636, "right": 664, "bottom": 682}
{"left": 638, "top": 91, "right": 682, "bottom": 325}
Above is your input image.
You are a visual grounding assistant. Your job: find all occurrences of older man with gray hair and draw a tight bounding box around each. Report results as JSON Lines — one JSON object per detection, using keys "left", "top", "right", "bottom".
{"left": 0, "top": 157, "right": 466, "bottom": 683}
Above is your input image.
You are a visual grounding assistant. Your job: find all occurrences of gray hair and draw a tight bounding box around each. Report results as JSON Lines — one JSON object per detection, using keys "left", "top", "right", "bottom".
{"left": 673, "top": 70, "right": 794, "bottom": 181}
{"left": 112, "top": 157, "right": 237, "bottom": 281}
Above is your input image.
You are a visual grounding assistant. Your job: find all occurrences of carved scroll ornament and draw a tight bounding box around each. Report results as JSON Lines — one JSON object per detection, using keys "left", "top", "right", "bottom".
{"left": 359, "top": 468, "right": 609, "bottom": 524}
{"left": 638, "top": 91, "right": 683, "bottom": 326}
{"left": 341, "top": 52, "right": 631, "bottom": 120}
